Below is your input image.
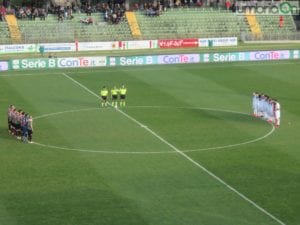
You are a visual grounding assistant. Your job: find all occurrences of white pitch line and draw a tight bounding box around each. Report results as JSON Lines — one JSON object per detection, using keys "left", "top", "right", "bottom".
{"left": 32, "top": 141, "right": 168, "bottom": 154}
{"left": 126, "top": 105, "right": 275, "bottom": 153}
{"left": 32, "top": 106, "right": 274, "bottom": 154}
{"left": 61, "top": 72, "right": 285, "bottom": 225}
{"left": 183, "top": 125, "right": 275, "bottom": 153}
{"left": 34, "top": 107, "right": 101, "bottom": 119}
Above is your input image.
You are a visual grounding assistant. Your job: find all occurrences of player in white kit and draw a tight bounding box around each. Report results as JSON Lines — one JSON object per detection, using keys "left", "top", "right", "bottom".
{"left": 252, "top": 92, "right": 259, "bottom": 117}
{"left": 274, "top": 100, "right": 280, "bottom": 128}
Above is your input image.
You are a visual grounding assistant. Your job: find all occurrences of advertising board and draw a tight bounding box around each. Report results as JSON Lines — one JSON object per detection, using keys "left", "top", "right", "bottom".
{"left": 8, "top": 49, "right": 299, "bottom": 70}
{"left": 10, "top": 57, "right": 106, "bottom": 69}
{"left": 57, "top": 57, "right": 107, "bottom": 68}
{"left": 0, "top": 61, "right": 9, "bottom": 71}
{"left": 198, "top": 37, "right": 238, "bottom": 47}
{"left": 292, "top": 50, "right": 299, "bottom": 59}
{"left": 11, "top": 58, "right": 57, "bottom": 70}
{"left": 37, "top": 43, "right": 76, "bottom": 52}
{"left": 158, "top": 54, "right": 200, "bottom": 64}
{"left": 110, "top": 56, "right": 157, "bottom": 66}
{"left": 0, "top": 44, "right": 36, "bottom": 54}
{"left": 78, "top": 42, "right": 119, "bottom": 51}
{"left": 202, "top": 52, "right": 249, "bottom": 62}
{"left": 249, "top": 50, "right": 290, "bottom": 61}
{"left": 159, "top": 39, "right": 198, "bottom": 49}
{"left": 120, "top": 40, "right": 158, "bottom": 50}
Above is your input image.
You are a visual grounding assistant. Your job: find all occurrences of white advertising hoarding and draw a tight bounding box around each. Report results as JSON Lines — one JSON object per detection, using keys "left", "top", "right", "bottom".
{"left": 119, "top": 40, "right": 158, "bottom": 50}
{"left": 57, "top": 57, "right": 106, "bottom": 68}
{"left": 0, "top": 61, "right": 9, "bottom": 71}
{"left": 198, "top": 37, "right": 238, "bottom": 47}
{"left": 0, "top": 44, "right": 36, "bottom": 54}
{"left": 37, "top": 43, "right": 76, "bottom": 52}
{"left": 78, "top": 42, "right": 119, "bottom": 51}
{"left": 158, "top": 54, "right": 200, "bottom": 64}
{"left": 249, "top": 50, "right": 290, "bottom": 61}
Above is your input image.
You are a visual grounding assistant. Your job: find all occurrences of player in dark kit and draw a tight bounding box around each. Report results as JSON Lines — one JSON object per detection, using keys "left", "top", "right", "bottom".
{"left": 7, "top": 105, "right": 15, "bottom": 133}
{"left": 21, "top": 113, "right": 28, "bottom": 142}
{"left": 15, "top": 110, "right": 22, "bottom": 139}
{"left": 27, "top": 115, "right": 33, "bottom": 143}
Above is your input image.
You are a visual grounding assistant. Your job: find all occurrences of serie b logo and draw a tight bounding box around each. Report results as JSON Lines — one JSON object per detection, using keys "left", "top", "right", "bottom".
{"left": 146, "top": 56, "right": 152, "bottom": 65}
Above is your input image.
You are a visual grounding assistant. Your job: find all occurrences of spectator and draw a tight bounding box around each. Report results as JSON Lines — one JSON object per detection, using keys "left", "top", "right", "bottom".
{"left": 225, "top": 0, "right": 231, "bottom": 11}
{"left": 25, "top": 7, "right": 32, "bottom": 20}
{"left": 86, "top": 4, "right": 92, "bottom": 16}
{"left": 216, "top": 0, "right": 220, "bottom": 8}
{"left": 103, "top": 2, "right": 126, "bottom": 24}
{"left": 58, "top": 11, "right": 64, "bottom": 22}
{"left": 39, "top": 8, "right": 46, "bottom": 20}
{"left": 175, "top": 0, "right": 181, "bottom": 8}
{"left": 67, "top": 6, "right": 74, "bottom": 19}
{"left": 196, "top": 0, "right": 203, "bottom": 7}
{"left": 145, "top": 2, "right": 160, "bottom": 16}
{"left": 279, "top": 15, "right": 284, "bottom": 28}
{"left": 0, "top": 4, "right": 6, "bottom": 21}
{"left": 32, "top": 7, "right": 38, "bottom": 20}
{"left": 80, "top": 17, "right": 93, "bottom": 24}
{"left": 18, "top": 7, "right": 27, "bottom": 19}
{"left": 231, "top": 2, "right": 236, "bottom": 13}
{"left": 133, "top": 3, "right": 139, "bottom": 10}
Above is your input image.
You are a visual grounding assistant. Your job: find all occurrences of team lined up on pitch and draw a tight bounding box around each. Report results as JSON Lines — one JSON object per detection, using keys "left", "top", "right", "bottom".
{"left": 7, "top": 105, "right": 34, "bottom": 143}
{"left": 100, "top": 85, "right": 127, "bottom": 108}
{"left": 252, "top": 92, "right": 280, "bottom": 128}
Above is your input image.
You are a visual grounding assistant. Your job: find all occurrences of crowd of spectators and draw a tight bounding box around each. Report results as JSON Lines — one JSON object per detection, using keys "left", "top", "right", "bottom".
{"left": 144, "top": 3, "right": 161, "bottom": 17}
{"left": 133, "top": 0, "right": 202, "bottom": 11}
{"left": 103, "top": 3, "right": 126, "bottom": 24}
{"left": 0, "top": 0, "right": 126, "bottom": 25}
{"left": 15, "top": 7, "right": 47, "bottom": 20}
{"left": 54, "top": 5, "right": 74, "bottom": 22}
{"left": 0, "top": 0, "right": 237, "bottom": 24}
{"left": 131, "top": 0, "right": 236, "bottom": 14}
{"left": 0, "top": 5, "right": 48, "bottom": 21}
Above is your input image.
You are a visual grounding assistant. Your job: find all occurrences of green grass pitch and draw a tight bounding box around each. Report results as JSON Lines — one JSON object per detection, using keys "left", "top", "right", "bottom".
{"left": 0, "top": 60, "right": 300, "bottom": 225}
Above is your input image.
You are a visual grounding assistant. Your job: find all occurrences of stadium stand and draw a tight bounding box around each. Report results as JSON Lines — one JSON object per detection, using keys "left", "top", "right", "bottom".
{"left": 0, "top": 20, "right": 12, "bottom": 44}
{"left": 255, "top": 15, "right": 297, "bottom": 39}
{"left": 1, "top": 2, "right": 298, "bottom": 44}
{"left": 135, "top": 8, "right": 250, "bottom": 39}
{"left": 17, "top": 13, "right": 132, "bottom": 43}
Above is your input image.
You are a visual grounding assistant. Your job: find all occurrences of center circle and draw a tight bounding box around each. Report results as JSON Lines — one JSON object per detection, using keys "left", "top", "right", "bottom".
{"left": 33, "top": 106, "right": 274, "bottom": 154}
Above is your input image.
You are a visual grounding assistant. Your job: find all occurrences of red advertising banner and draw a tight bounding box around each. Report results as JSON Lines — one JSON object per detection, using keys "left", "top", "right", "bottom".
{"left": 158, "top": 38, "right": 198, "bottom": 49}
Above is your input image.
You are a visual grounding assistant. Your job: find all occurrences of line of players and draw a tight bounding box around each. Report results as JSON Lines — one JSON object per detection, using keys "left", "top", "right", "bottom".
{"left": 7, "top": 105, "right": 34, "bottom": 143}
{"left": 252, "top": 92, "right": 280, "bottom": 128}
{"left": 100, "top": 85, "right": 127, "bottom": 108}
